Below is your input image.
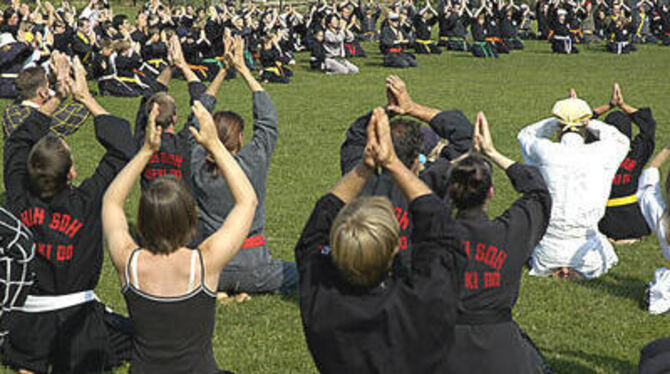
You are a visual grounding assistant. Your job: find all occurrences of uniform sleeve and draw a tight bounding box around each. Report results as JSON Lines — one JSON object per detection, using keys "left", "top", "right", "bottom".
{"left": 339, "top": 111, "right": 372, "bottom": 175}
{"left": 499, "top": 163, "right": 552, "bottom": 256}
{"left": 79, "top": 115, "right": 135, "bottom": 199}
{"left": 294, "top": 194, "right": 345, "bottom": 274}
{"left": 187, "top": 81, "right": 208, "bottom": 105}
{"left": 236, "top": 91, "right": 278, "bottom": 169}
{"left": 517, "top": 118, "right": 560, "bottom": 165}
{"left": 428, "top": 110, "right": 473, "bottom": 160}
{"left": 638, "top": 168, "right": 666, "bottom": 235}
{"left": 630, "top": 108, "right": 656, "bottom": 165}
{"left": 3, "top": 110, "right": 52, "bottom": 202}
{"left": 419, "top": 158, "right": 451, "bottom": 199}
{"left": 587, "top": 119, "right": 631, "bottom": 169}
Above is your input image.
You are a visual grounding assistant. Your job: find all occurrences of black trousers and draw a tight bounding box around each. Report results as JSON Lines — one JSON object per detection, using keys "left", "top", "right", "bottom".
{"left": 383, "top": 52, "right": 418, "bottom": 68}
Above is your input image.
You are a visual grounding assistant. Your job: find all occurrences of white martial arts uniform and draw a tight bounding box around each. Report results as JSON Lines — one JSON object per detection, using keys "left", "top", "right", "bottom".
{"left": 518, "top": 118, "right": 630, "bottom": 279}
{"left": 637, "top": 167, "right": 670, "bottom": 314}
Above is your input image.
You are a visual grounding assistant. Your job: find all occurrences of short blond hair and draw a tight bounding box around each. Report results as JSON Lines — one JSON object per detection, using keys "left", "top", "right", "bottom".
{"left": 330, "top": 197, "right": 399, "bottom": 288}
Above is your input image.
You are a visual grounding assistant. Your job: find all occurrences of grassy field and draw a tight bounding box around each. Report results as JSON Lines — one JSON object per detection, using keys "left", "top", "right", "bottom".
{"left": 1, "top": 40, "right": 669, "bottom": 373}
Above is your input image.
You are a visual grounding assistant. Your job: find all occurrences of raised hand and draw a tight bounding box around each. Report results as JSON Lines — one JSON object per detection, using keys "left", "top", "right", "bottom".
{"left": 474, "top": 111, "right": 496, "bottom": 156}
{"left": 145, "top": 103, "right": 162, "bottom": 152}
{"left": 612, "top": 83, "right": 623, "bottom": 106}
{"left": 386, "top": 75, "right": 414, "bottom": 115}
{"left": 69, "top": 56, "right": 90, "bottom": 101}
{"left": 371, "top": 107, "right": 398, "bottom": 169}
{"left": 189, "top": 101, "right": 221, "bottom": 151}
{"left": 569, "top": 88, "right": 577, "bottom": 99}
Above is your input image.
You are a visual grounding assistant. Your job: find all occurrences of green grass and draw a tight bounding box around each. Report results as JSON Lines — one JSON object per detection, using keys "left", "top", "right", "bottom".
{"left": 1, "top": 40, "right": 669, "bottom": 373}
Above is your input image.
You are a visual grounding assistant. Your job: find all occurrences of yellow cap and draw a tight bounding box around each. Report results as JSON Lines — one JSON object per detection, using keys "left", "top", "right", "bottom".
{"left": 552, "top": 98, "right": 592, "bottom": 127}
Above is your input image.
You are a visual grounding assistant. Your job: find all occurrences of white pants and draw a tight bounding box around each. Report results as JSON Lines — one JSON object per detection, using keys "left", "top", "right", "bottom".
{"left": 325, "top": 58, "right": 359, "bottom": 75}
{"left": 529, "top": 228, "right": 618, "bottom": 279}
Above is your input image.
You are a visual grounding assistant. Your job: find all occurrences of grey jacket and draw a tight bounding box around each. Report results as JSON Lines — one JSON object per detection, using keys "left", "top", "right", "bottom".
{"left": 191, "top": 91, "right": 278, "bottom": 253}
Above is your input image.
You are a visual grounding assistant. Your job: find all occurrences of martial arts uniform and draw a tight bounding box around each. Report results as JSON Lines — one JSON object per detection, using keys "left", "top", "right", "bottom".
{"left": 471, "top": 21, "right": 498, "bottom": 58}
{"left": 259, "top": 47, "right": 292, "bottom": 84}
{"left": 606, "top": 21, "right": 637, "bottom": 54}
{"left": 134, "top": 82, "right": 202, "bottom": 190}
{"left": 0, "top": 41, "right": 32, "bottom": 98}
{"left": 340, "top": 110, "right": 473, "bottom": 273}
{"left": 2, "top": 109, "right": 133, "bottom": 374}
{"left": 360, "top": 5, "right": 381, "bottom": 41}
{"left": 598, "top": 109, "right": 656, "bottom": 241}
{"left": 661, "top": 7, "right": 670, "bottom": 45}
{"left": 114, "top": 50, "right": 154, "bottom": 95}
{"left": 323, "top": 29, "right": 359, "bottom": 75}
{"left": 192, "top": 91, "right": 298, "bottom": 294}
{"left": 309, "top": 40, "right": 326, "bottom": 71}
{"left": 501, "top": 14, "right": 525, "bottom": 49}
{"left": 295, "top": 192, "right": 464, "bottom": 373}
{"left": 71, "top": 31, "right": 96, "bottom": 71}
{"left": 633, "top": 9, "right": 658, "bottom": 43}
{"left": 552, "top": 21, "right": 580, "bottom": 54}
{"left": 90, "top": 52, "right": 140, "bottom": 97}
{"left": 638, "top": 337, "right": 670, "bottom": 373}
{"left": 637, "top": 167, "right": 670, "bottom": 314}
{"left": 140, "top": 39, "right": 168, "bottom": 79}
{"left": 438, "top": 11, "right": 469, "bottom": 50}
{"left": 380, "top": 24, "right": 417, "bottom": 68}
{"left": 446, "top": 163, "right": 552, "bottom": 374}
{"left": 518, "top": 118, "right": 630, "bottom": 278}
{"left": 485, "top": 16, "right": 510, "bottom": 54}
{"left": 413, "top": 14, "right": 441, "bottom": 54}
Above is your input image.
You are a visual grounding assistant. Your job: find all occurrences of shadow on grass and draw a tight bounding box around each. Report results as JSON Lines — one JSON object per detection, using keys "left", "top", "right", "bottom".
{"left": 574, "top": 272, "right": 648, "bottom": 309}
{"left": 546, "top": 349, "right": 636, "bottom": 374}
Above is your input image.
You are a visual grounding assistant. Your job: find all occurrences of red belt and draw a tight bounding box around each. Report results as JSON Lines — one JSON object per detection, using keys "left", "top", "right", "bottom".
{"left": 388, "top": 48, "right": 403, "bottom": 53}
{"left": 241, "top": 235, "right": 266, "bottom": 249}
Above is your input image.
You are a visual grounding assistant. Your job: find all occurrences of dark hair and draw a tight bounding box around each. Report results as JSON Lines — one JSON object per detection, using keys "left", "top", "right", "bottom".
{"left": 77, "top": 18, "right": 89, "bottom": 29}
{"left": 138, "top": 177, "right": 197, "bottom": 255}
{"left": 325, "top": 13, "right": 339, "bottom": 25}
{"left": 146, "top": 92, "right": 177, "bottom": 129}
{"left": 390, "top": 119, "right": 423, "bottom": 169}
{"left": 16, "top": 67, "right": 47, "bottom": 100}
{"left": 112, "top": 14, "right": 127, "bottom": 29}
{"left": 212, "top": 111, "right": 245, "bottom": 153}
{"left": 28, "top": 134, "right": 72, "bottom": 199}
{"left": 447, "top": 154, "right": 492, "bottom": 210}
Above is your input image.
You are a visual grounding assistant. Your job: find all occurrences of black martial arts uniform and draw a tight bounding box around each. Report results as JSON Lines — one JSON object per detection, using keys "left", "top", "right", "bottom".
{"left": 2, "top": 110, "right": 134, "bottom": 374}
{"left": 639, "top": 337, "right": 670, "bottom": 374}
{"left": 90, "top": 53, "right": 140, "bottom": 97}
{"left": 0, "top": 42, "right": 32, "bottom": 98}
{"left": 380, "top": 25, "right": 417, "bottom": 68}
{"left": 140, "top": 40, "right": 168, "bottom": 79}
{"left": 340, "top": 110, "right": 473, "bottom": 273}
{"left": 413, "top": 14, "right": 442, "bottom": 54}
{"left": 606, "top": 21, "right": 637, "bottom": 54}
{"left": 445, "top": 163, "right": 553, "bottom": 374}
{"left": 295, "top": 192, "right": 465, "bottom": 374}
{"left": 134, "top": 81, "right": 207, "bottom": 190}
{"left": 259, "top": 48, "right": 292, "bottom": 84}
{"left": 471, "top": 21, "right": 498, "bottom": 58}
{"left": 598, "top": 109, "right": 656, "bottom": 240}
{"left": 501, "top": 15, "right": 525, "bottom": 49}
{"left": 552, "top": 21, "right": 580, "bottom": 54}
{"left": 309, "top": 41, "right": 326, "bottom": 71}
{"left": 438, "top": 11, "right": 470, "bottom": 50}
{"left": 71, "top": 31, "right": 96, "bottom": 71}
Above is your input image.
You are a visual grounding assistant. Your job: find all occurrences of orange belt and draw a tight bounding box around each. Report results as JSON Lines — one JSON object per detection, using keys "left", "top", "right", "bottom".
{"left": 241, "top": 235, "right": 266, "bottom": 249}
{"left": 485, "top": 37, "right": 503, "bottom": 43}
{"left": 388, "top": 47, "right": 402, "bottom": 53}
{"left": 188, "top": 64, "right": 209, "bottom": 72}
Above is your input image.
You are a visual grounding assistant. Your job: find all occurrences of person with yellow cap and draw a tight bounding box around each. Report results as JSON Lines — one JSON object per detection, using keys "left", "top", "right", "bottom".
{"left": 517, "top": 89, "right": 630, "bottom": 279}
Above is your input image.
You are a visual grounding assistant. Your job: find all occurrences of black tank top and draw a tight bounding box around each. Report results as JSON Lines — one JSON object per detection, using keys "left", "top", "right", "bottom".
{"left": 122, "top": 248, "right": 219, "bottom": 374}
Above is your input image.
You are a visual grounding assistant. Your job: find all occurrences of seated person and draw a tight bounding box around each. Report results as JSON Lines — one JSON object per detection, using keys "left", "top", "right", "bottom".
{"left": 596, "top": 84, "right": 656, "bottom": 244}
{"left": 471, "top": 12, "right": 498, "bottom": 58}
{"left": 438, "top": 3, "right": 470, "bottom": 51}
{"left": 518, "top": 91, "right": 629, "bottom": 279}
{"left": 90, "top": 39, "right": 141, "bottom": 97}
{"left": 323, "top": 14, "right": 359, "bottom": 75}
{"left": 259, "top": 35, "right": 293, "bottom": 84}
{"left": 606, "top": 13, "right": 637, "bottom": 54}
{"left": 190, "top": 37, "right": 298, "bottom": 296}
{"left": 309, "top": 29, "right": 327, "bottom": 72}
{"left": 501, "top": 7, "right": 524, "bottom": 50}
{"left": 551, "top": 9, "right": 580, "bottom": 54}
{"left": 445, "top": 113, "right": 552, "bottom": 374}
{"left": 296, "top": 107, "right": 464, "bottom": 373}
{"left": 637, "top": 144, "right": 670, "bottom": 314}
{"left": 380, "top": 13, "right": 417, "bottom": 68}
{"left": 632, "top": 2, "right": 658, "bottom": 44}
{"left": 413, "top": 4, "right": 442, "bottom": 54}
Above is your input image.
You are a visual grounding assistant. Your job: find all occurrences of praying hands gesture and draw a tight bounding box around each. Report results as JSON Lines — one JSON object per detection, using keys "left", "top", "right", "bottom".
{"left": 473, "top": 112, "right": 514, "bottom": 170}
{"left": 144, "top": 103, "right": 162, "bottom": 152}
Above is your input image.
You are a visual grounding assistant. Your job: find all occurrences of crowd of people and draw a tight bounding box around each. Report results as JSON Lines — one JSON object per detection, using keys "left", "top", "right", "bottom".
{"left": 0, "top": 0, "right": 668, "bottom": 373}
{"left": 0, "top": 0, "right": 668, "bottom": 98}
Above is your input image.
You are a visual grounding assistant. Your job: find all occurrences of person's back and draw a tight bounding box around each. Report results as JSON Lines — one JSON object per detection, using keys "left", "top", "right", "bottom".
{"left": 297, "top": 107, "right": 463, "bottom": 374}
{"left": 123, "top": 248, "right": 218, "bottom": 374}
{"left": 518, "top": 96, "right": 629, "bottom": 278}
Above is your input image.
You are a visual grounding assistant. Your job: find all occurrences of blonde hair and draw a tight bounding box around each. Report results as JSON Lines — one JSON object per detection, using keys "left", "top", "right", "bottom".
{"left": 330, "top": 197, "right": 399, "bottom": 288}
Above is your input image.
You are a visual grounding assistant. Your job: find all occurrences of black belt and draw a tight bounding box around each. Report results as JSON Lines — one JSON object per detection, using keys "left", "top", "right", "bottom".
{"left": 456, "top": 308, "right": 512, "bottom": 325}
